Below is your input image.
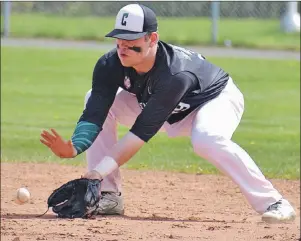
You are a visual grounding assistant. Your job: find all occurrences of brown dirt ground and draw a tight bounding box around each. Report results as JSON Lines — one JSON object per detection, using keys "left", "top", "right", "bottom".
{"left": 1, "top": 163, "right": 300, "bottom": 241}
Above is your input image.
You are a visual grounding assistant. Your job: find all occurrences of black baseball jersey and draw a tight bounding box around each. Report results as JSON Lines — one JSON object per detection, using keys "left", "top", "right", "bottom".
{"left": 79, "top": 40, "right": 229, "bottom": 142}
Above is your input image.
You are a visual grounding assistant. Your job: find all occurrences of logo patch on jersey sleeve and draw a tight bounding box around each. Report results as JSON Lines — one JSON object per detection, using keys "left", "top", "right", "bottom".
{"left": 139, "top": 102, "right": 146, "bottom": 110}
{"left": 124, "top": 76, "right": 131, "bottom": 89}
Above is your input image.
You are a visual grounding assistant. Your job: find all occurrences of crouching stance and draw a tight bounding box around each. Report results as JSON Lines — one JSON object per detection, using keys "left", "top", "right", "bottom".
{"left": 40, "top": 4, "right": 296, "bottom": 223}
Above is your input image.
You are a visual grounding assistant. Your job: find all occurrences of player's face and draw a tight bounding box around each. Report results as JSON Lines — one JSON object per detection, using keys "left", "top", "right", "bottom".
{"left": 116, "top": 35, "right": 153, "bottom": 67}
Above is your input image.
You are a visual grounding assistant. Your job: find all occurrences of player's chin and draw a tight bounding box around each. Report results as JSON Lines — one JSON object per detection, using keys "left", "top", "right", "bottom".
{"left": 119, "top": 59, "right": 135, "bottom": 67}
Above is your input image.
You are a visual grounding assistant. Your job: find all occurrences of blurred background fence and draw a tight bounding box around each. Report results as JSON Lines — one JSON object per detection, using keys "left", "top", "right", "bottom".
{"left": 1, "top": 1, "right": 300, "bottom": 50}
{"left": 3, "top": 1, "right": 298, "bottom": 18}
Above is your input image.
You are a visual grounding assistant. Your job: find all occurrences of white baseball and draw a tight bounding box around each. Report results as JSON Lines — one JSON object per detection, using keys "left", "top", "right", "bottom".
{"left": 15, "top": 187, "right": 30, "bottom": 205}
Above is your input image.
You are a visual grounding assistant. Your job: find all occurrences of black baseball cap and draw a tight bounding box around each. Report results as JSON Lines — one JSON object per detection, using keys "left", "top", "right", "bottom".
{"left": 105, "top": 4, "right": 158, "bottom": 41}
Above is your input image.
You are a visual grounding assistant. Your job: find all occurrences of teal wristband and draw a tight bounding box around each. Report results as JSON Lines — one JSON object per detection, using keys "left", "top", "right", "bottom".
{"left": 71, "top": 121, "right": 100, "bottom": 155}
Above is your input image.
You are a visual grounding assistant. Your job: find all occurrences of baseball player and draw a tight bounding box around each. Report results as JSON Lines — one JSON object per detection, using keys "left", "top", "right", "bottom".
{"left": 40, "top": 4, "right": 296, "bottom": 223}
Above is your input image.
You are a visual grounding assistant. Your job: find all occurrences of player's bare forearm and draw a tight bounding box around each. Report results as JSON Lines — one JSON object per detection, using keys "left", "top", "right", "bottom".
{"left": 109, "top": 131, "right": 145, "bottom": 166}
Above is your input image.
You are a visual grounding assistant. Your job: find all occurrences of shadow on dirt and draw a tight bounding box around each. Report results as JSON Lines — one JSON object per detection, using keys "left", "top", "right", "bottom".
{"left": 1, "top": 213, "right": 56, "bottom": 219}
{"left": 121, "top": 215, "right": 248, "bottom": 224}
{"left": 1, "top": 213, "right": 248, "bottom": 224}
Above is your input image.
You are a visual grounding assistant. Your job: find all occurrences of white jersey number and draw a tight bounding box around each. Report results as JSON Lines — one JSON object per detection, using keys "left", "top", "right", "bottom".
{"left": 172, "top": 102, "right": 190, "bottom": 114}
{"left": 139, "top": 101, "right": 190, "bottom": 114}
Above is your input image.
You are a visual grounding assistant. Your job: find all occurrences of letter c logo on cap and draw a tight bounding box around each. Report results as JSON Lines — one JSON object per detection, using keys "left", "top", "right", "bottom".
{"left": 121, "top": 13, "right": 129, "bottom": 26}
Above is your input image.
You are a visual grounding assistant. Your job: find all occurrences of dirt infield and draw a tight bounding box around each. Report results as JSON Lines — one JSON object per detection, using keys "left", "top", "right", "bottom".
{"left": 1, "top": 163, "right": 300, "bottom": 241}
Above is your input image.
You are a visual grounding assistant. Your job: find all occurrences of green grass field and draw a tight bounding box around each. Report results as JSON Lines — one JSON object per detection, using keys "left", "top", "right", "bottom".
{"left": 1, "top": 46, "right": 300, "bottom": 179}
{"left": 1, "top": 14, "right": 300, "bottom": 51}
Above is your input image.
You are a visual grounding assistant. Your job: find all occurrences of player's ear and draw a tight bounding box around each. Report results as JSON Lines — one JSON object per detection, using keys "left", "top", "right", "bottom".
{"left": 149, "top": 32, "right": 159, "bottom": 47}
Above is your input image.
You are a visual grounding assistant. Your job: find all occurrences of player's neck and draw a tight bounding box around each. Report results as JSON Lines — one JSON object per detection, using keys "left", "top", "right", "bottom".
{"left": 133, "top": 45, "right": 158, "bottom": 75}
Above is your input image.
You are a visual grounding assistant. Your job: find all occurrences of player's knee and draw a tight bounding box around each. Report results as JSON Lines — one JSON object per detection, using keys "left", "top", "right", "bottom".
{"left": 84, "top": 89, "right": 92, "bottom": 108}
{"left": 191, "top": 132, "right": 224, "bottom": 157}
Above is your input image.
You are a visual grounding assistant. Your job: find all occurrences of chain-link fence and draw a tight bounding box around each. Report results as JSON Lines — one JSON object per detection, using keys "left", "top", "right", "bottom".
{"left": 4, "top": 1, "right": 297, "bottom": 18}
{"left": 1, "top": 1, "right": 300, "bottom": 49}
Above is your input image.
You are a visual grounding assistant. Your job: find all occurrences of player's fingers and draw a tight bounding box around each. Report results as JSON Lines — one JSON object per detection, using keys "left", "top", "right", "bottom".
{"left": 42, "top": 130, "right": 56, "bottom": 140}
{"left": 40, "top": 139, "right": 52, "bottom": 148}
{"left": 41, "top": 132, "right": 55, "bottom": 143}
{"left": 51, "top": 128, "right": 61, "bottom": 139}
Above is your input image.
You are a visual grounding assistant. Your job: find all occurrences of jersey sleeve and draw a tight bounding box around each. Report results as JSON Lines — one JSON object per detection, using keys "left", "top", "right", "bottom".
{"left": 130, "top": 72, "right": 197, "bottom": 142}
{"left": 70, "top": 55, "right": 121, "bottom": 155}
{"left": 78, "top": 56, "right": 119, "bottom": 129}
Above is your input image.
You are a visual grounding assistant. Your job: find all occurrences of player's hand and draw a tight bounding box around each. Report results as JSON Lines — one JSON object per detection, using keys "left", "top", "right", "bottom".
{"left": 40, "top": 128, "right": 77, "bottom": 158}
{"left": 83, "top": 170, "right": 103, "bottom": 180}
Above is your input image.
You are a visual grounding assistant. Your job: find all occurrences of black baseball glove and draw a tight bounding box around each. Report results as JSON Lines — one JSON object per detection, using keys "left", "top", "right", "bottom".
{"left": 47, "top": 178, "right": 102, "bottom": 219}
